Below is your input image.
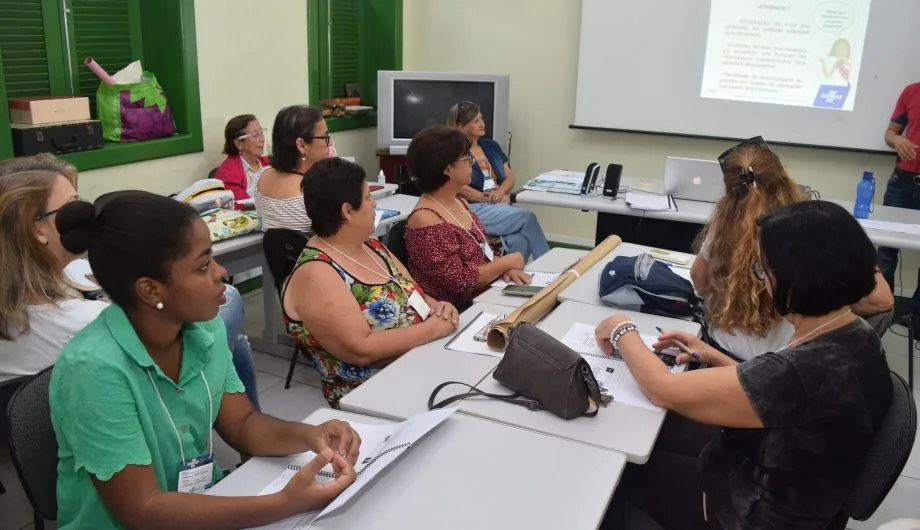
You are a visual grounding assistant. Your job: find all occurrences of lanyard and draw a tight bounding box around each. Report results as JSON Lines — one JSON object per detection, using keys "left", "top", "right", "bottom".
{"left": 424, "top": 195, "right": 489, "bottom": 249}
{"left": 146, "top": 369, "right": 213, "bottom": 463}
{"left": 319, "top": 239, "right": 414, "bottom": 299}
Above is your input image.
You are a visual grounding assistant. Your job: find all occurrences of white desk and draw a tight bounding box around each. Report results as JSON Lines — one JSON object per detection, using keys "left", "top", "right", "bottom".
{"left": 473, "top": 247, "right": 589, "bottom": 308}
{"left": 558, "top": 242, "right": 695, "bottom": 307}
{"left": 518, "top": 177, "right": 920, "bottom": 251}
{"left": 338, "top": 302, "right": 510, "bottom": 421}
{"left": 209, "top": 409, "right": 625, "bottom": 530}
{"left": 456, "top": 301, "right": 700, "bottom": 464}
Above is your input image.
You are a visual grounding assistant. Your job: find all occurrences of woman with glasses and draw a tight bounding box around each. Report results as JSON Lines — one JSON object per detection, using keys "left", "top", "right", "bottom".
{"left": 690, "top": 137, "right": 892, "bottom": 361}
{"left": 403, "top": 125, "right": 531, "bottom": 308}
{"left": 252, "top": 105, "right": 332, "bottom": 233}
{"left": 447, "top": 101, "right": 550, "bottom": 261}
{"left": 597, "top": 200, "right": 893, "bottom": 529}
{"left": 213, "top": 114, "right": 270, "bottom": 204}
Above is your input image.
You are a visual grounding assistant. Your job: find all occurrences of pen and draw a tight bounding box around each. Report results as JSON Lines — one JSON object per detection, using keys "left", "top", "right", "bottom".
{"left": 655, "top": 326, "right": 700, "bottom": 360}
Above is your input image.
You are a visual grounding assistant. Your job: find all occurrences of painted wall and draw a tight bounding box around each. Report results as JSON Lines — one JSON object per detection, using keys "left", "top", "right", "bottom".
{"left": 75, "top": 0, "right": 378, "bottom": 201}
{"left": 402, "top": 0, "right": 919, "bottom": 295}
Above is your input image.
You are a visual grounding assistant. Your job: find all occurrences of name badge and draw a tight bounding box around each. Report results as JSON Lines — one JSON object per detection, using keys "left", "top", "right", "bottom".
{"left": 482, "top": 177, "right": 496, "bottom": 192}
{"left": 178, "top": 454, "right": 214, "bottom": 493}
{"left": 481, "top": 240, "right": 495, "bottom": 262}
{"left": 408, "top": 290, "right": 431, "bottom": 320}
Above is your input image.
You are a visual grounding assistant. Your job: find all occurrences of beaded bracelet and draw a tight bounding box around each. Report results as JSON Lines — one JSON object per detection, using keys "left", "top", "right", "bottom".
{"left": 609, "top": 321, "right": 640, "bottom": 350}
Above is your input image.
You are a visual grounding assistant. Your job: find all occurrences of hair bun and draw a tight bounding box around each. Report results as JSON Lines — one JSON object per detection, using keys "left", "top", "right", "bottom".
{"left": 55, "top": 201, "right": 97, "bottom": 254}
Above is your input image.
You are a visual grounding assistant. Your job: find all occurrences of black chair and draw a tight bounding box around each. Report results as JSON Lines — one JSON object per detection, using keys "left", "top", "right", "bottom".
{"left": 829, "top": 370, "right": 917, "bottom": 529}
{"left": 384, "top": 220, "right": 409, "bottom": 266}
{"left": 262, "top": 229, "right": 311, "bottom": 389}
{"left": 0, "top": 375, "right": 29, "bottom": 496}
{"left": 6, "top": 367, "right": 56, "bottom": 530}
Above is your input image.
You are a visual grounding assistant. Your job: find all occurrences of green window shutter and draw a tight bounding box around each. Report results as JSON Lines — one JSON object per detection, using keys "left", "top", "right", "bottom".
{"left": 326, "top": 0, "right": 362, "bottom": 99}
{"left": 0, "top": 0, "right": 53, "bottom": 99}
{"left": 69, "top": 0, "right": 143, "bottom": 108}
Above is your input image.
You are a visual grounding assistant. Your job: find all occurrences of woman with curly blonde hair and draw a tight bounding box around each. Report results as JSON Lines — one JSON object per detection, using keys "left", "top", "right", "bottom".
{"left": 692, "top": 137, "right": 892, "bottom": 360}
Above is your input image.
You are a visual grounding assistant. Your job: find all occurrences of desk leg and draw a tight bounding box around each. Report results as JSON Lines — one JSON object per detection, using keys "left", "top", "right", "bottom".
{"left": 595, "top": 212, "right": 703, "bottom": 253}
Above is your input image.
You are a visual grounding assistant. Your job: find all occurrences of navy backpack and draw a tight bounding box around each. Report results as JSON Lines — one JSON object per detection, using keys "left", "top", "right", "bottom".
{"left": 598, "top": 253, "right": 700, "bottom": 319}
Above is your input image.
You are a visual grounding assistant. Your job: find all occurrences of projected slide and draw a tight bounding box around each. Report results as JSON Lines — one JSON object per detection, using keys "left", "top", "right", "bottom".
{"left": 700, "top": 0, "right": 871, "bottom": 111}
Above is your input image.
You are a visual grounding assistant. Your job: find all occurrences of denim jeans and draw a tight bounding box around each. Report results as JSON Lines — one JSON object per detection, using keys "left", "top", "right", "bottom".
{"left": 877, "top": 170, "right": 920, "bottom": 313}
{"left": 469, "top": 202, "right": 551, "bottom": 261}
{"left": 219, "top": 285, "right": 261, "bottom": 411}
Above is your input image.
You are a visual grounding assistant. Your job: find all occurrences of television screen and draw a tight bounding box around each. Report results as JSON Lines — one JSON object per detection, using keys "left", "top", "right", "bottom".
{"left": 392, "top": 80, "right": 496, "bottom": 141}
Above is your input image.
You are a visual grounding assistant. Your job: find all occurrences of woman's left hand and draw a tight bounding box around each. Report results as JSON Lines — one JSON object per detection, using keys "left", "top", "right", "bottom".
{"left": 502, "top": 269, "right": 532, "bottom": 285}
{"left": 430, "top": 300, "right": 459, "bottom": 326}
{"left": 489, "top": 188, "right": 506, "bottom": 204}
{"left": 306, "top": 420, "right": 361, "bottom": 465}
{"left": 594, "top": 314, "right": 634, "bottom": 355}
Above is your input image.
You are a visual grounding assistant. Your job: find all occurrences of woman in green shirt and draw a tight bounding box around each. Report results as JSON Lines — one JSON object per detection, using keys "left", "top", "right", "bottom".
{"left": 50, "top": 192, "right": 361, "bottom": 529}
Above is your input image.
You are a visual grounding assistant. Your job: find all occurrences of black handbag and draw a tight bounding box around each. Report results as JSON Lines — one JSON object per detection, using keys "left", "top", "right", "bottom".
{"left": 428, "top": 323, "right": 609, "bottom": 419}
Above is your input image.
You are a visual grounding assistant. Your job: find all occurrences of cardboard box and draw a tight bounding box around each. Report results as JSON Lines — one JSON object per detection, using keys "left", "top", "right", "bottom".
{"left": 8, "top": 96, "right": 91, "bottom": 125}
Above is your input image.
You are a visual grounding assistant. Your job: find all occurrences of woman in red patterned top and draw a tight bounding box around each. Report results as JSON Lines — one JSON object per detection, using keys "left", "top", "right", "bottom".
{"left": 404, "top": 125, "right": 531, "bottom": 308}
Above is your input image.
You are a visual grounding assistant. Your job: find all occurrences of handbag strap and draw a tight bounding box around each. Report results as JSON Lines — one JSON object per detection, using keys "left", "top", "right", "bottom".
{"left": 428, "top": 381, "right": 544, "bottom": 412}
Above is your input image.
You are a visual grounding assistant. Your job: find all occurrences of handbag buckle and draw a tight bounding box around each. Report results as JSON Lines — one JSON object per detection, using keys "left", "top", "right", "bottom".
{"left": 526, "top": 400, "right": 542, "bottom": 411}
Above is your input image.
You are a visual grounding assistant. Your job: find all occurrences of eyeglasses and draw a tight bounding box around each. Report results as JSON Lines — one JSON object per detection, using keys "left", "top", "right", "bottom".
{"left": 34, "top": 207, "right": 63, "bottom": 222}
{"left": 236, "top": 128, "right": 267, "bottom": 141}
{"left": 717, "top": 136, "right": 781, "bottom": 175}
{"left": 456, "top": 152, "right": 474, "bottom": 166}
{"left": 312, "top": 134, "right": 333, "bottom": 146}
{"left": 752, "top": 260, "right": 766, "bottom": 282}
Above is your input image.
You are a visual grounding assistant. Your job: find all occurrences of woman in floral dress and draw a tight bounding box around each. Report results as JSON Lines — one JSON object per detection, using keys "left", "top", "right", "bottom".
{"left": 282, "top": 158, "right": 459, "bottom": 407}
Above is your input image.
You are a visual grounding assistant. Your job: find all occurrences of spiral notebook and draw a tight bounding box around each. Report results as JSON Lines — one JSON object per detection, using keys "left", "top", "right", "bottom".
{"left": 250, "top": 408, "right": 456, "bottom": 529}
{"left": 560, "top": 323, "right": 687, "bottom": 412}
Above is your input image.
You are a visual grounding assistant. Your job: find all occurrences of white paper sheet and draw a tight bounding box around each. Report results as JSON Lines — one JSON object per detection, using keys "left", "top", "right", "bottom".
{"left": 624, "top": 191, "right": 673, "bottom": 211}
{"left": 64, "top": 258, "right": 100, "bottom": 291}
{"left": 250, "top": 409, "right": 456, "bottom": 529}
{"left": 444, "top": 312, "right": 504, "bottom": 358}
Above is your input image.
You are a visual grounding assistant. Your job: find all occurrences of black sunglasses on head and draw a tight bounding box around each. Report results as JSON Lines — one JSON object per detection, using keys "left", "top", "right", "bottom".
{"left": 717, "top": 136, "right": 781, "bottom": 175}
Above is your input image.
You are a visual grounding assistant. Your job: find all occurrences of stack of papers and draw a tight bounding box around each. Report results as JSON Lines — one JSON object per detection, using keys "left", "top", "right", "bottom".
{"left": 524, "top": 170, "right": 585, "bottom": 195}
{"left": 252, "top": 408, "right": 456, "bottom": 529}
{"left": 624, "top": 191, "right": 674, "bottom": 211}
{"left": 445, "top": 311, "right": 504, "bottom": 358}
{"left": 858, "top": 218, "right": 920, "bottom": 236}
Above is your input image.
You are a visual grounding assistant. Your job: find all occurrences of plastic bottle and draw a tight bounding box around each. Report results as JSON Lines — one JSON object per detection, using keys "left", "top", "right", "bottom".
{"left": 377, "top": 169, "right": 386, "bottom": 184}
{"left": 853, "top": 171, "right": 875, "bottom": 219}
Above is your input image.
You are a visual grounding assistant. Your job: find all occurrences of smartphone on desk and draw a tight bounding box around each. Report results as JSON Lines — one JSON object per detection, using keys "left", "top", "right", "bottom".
{"left": 502, "top": 284, "right": 543, "bottom": 297}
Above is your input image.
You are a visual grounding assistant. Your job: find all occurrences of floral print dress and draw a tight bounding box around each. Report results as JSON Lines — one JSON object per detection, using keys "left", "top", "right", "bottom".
{"left": 283, "top": 239, "right": 424, "bottom": 407}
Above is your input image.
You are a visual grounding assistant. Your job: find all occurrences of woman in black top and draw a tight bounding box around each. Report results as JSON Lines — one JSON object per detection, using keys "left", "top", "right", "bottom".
{"left": 597, "top": 200, "right": 893, "bottom": 529}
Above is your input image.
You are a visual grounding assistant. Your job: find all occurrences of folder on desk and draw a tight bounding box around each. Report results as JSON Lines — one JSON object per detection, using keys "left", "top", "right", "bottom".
{"left": 524, "top": 170, "right": 584, "bottom": 195}
{"left": 623, "top": 191, "right": 674, "bottom": 211}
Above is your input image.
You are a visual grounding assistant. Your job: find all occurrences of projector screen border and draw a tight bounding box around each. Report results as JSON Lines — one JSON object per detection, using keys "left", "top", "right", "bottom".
{"left": 567, "top": 124, "right": 894, "bottom": 157}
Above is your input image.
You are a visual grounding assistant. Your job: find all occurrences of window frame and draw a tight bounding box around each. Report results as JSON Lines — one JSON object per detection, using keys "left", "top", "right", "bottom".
{"left": 0, "top": 0, "right": 202, "bottom": 170}
{"left": 306, "top": 0, "right": 402, "bottom": 133}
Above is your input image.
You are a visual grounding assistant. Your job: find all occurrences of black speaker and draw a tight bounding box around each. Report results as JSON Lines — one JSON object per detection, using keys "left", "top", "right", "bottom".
{"left": 602, "top": 164, "right": 623, "bottom": 198}
{"left": 581, "top": 162, "right": 601, "bottom": 196}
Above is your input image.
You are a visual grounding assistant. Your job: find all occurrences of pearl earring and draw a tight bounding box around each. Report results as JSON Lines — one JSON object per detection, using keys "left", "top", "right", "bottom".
{"left": 156, "top": 302, "right": 164, "bottom": 310}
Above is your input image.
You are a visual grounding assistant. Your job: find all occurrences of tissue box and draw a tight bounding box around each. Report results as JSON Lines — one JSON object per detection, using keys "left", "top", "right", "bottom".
{"left": 8, "top": 96, "right": 91, "bottom": 125}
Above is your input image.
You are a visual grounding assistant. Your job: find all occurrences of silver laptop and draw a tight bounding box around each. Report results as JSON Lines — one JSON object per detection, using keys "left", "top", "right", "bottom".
{"left": 664, "top": 157, "right": 725, "bottom": 203}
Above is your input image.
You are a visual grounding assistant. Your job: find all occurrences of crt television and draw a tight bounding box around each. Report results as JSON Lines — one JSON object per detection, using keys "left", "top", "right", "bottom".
{"left": 377, "top": 71, "right": 511, "bottom": 153}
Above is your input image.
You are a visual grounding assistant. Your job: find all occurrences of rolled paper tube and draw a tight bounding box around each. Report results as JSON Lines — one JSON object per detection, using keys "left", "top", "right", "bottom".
{"left": 84, "top": 57, "right": 116, "bottom": 85}
{"left": 486, "top": 235, "right": 623, "bottom": 351}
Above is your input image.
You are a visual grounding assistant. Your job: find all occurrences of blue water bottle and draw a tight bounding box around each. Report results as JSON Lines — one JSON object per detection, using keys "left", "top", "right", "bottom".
{"left": 853, "top": 171, "right": 875, "bottom": 219}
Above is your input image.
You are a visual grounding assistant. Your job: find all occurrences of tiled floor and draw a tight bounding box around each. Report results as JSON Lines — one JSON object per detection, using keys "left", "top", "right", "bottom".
{"left": 2, "top": 292, "right": 920, "bottom": 529}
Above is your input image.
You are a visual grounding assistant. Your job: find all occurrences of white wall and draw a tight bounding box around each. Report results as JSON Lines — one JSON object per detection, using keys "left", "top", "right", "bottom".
{"left": 76, "top": 0, "right": 378, "bottom": 201}
{"left": 402, "top": 0, "right": 919, "bottom": 295}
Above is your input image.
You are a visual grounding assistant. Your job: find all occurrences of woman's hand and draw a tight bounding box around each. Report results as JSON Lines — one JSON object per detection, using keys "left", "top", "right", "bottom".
{"left": 594, "top": 314, "right": 634, "bottom": 355}
{"left": 430, "top": 300, "right": 459, "bottom": 327}
{"left": 304, "top": 420, "right": 361, "bottom": 465}
{"left": 280, "top": 448, "right": 356, "bottom": 513}
{"left": 654, "top": 331, "right": 732, "bottom": 366}
{"left": 500, "top": 252, "right": 526, "bottom": 271}
{"left": 489, "top": 188, "right": 506, "bottom": 204}
{"left": 501, "top": 269, "right": 532, "bottom": 285}
{"left": 422, "top": 309, "right": 458, "bottom": 339}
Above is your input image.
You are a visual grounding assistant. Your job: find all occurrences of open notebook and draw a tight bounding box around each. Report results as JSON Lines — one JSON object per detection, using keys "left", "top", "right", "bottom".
{"left": 247, "top": 408, "right": 456, "bottom": 529}
{"left": 560, "top": 323, "right": 687, "bottom": 412}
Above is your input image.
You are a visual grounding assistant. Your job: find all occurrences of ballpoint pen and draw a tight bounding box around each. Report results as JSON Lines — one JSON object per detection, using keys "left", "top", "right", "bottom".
{"left": 655, "top": 326, "right": 700, "bottom": 360}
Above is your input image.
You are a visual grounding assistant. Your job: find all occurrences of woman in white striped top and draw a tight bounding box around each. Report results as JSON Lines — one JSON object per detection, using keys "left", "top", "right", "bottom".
{"left": 254, "top": 105, "right": 332, "bottom": 233}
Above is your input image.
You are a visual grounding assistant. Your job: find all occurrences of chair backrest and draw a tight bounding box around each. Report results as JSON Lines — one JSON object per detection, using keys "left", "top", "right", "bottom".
{"left": 385, "top": 220, "right": 409, "bottom": 266}
{"left": 7, "top": 366, "right": 57, "bottom": 521}
{"left": 844, "top": 370, "right": 917, "bottom": 521}
{"left": 0, "top": 375, "right": 29, "bottom": 441}
{"left": 863, "top": 309, "right": 895, "bottom": 339}
{"left": 262, "top": 229, "right": 309, "bottom": 295}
